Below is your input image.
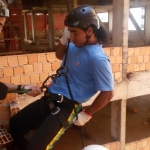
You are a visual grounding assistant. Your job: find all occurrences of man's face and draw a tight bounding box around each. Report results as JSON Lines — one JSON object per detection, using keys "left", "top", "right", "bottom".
{"left": 68, "top": 27, "right": 87, "bottom": 47}
{"left": 0, "top": 17, "right": 6, "bottom": 33}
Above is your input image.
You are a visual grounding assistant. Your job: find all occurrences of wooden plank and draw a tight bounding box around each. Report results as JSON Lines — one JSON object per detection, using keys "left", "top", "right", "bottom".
{"left": 129, "top": 11, "right": 146, "bottom": 43}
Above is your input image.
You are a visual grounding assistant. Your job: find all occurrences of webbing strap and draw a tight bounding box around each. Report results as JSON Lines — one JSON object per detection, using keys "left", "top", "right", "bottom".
{"left": 48, "top": 101, "right": 69, "bottom": 129}
{"left": 46, "top": 104, "right": 82, "bottom": 150}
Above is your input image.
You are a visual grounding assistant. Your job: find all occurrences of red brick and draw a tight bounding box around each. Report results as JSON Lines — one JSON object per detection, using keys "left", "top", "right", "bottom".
{"left": 103, "top": 144, "right": 110, "bottom": 150}
{"left": 143, "top": 146, "right": 149, "bottom": 150}
{"left": 147, "top": 47, "right": 150, "bottom": 54}
{"left": 128, "top": 57, "right": 131, "bottom": 64}
{"left": 125, "top": 143, "right": 131, "bottom": 150}
{"left": 112, "top": 64, "right": 120, "bottom": 72}
{"left": 130, "top": 142, "right": 136, "bottom": 150}
{"left": 147, "top": 137, "right": 150, "bottom": 145}
{"left": 104, "top": 47, "right": 111, "bottom": 56}
{"left": 47, "top": 52, "right": 56, "bottom": 62}
{"left": 49, "top": 71, "right": 56, "bottom": 76}
{"left": 137, "top": 56, "right": 144, "bottom": 63}
{"left": 0, "top": 68, "right": 3, "bottom": 77}
{"left": 3, "top": 67, "right": 14, "bottom": 77}
{"left": 134, "top": 47, "right": 141, "bottom": 55}
{"left": 110, "top": 142, "right": 117, "bottom": 150}
{"left": 136, "top": 140, "right": 142, "bottom": 148}
{"left": 8, "top": 55, "right": 18, "bottom": 66}
{"left": 38, "top": 53, "right": 47, "bottom": 63}
{"left": 14, "top": 66, "right": 24, "bottom": 76}
{"left": 140, "top": 47, "right": 147, "bottom": 55}
{"left": 144, "top": 55, "right": 149, "bottom": 63}
{"left": 0, "top": 77, "right": 11, "bottom": 84}
{"left": 0, "top": 56, "right": 8, "bottom": 66}
{"left": 112, "top": 47, "right": 122, "bottom": 56}
{"left": 43, "top": 63, "right": 52, "bottom": 72}
{"left": 28, "top": 54, "right": 38, "bottom": 64}
{"left": 134, "top": 64, "right": 140, "bottom": 71}
{"left": 120, "top": 64, "right": 122, "bottom": 72}
{"left": 24, "top": 65, "right": 33, "bottom": 74}
{"left": 56, "top": 58, "right": 62, "bottom": 62}
{"left": 18, "top": 55, "right": 28, "bottom": 65}
{"left": 39, "top": 73, "right": 49, "bottom": 82}
{"left": 127, "top": 64, "right": 134, "bottom": 72}
{"left": 11, "top": 76, "right": 21, "bottom": 84}
{"left": 116, "top": 142, "right": 120, "bottom": 150}
{"left": 115, "top": 72, "right": 122, "bottom": 81}
{"left": 128, "top": 48, "right": 134, "bottom": 56}
{"left": 30, "top": 74, "right": 40, "bottom": 83}
{"left": 116, "top": 56, "right": 122, "bottom": 63}
{"left": 141, "top": 138, "right": 148, "bottom": 147}
{"left": 110, "top": 56, "right": 115, "bottom": 64}
{"left": 140, "top": 64, "right": 145, "bottom": 71}
{"left": 3, "top": 93, "right": 17, "bottom": 103}
{"left": 21, "top": 75, "right": 30, "bottom": 84}
{"left": 146, "top": 62, "right": 150, "bottom": 70}
{"left": 51, "top": 62, "right": 61, "bottom": 71}
{"left": 131, "top": 56, "right": 138, "bottom": 64}
{"left": 33, "top": 63, "right": 42, "bottom": 73}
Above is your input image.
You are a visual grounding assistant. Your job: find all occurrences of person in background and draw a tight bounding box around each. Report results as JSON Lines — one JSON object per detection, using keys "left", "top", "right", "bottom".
{"left": 0, "top": 0, "right": 41, "bottom": 99}
{"left": 9, "top": 5, "right": 114, "bottom": 150}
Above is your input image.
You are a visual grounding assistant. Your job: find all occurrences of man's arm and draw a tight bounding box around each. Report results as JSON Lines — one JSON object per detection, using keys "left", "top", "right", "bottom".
{"left": 85, "top": 91, "right": 114, "bottom": 115}
{"left": 5, "top": 83, "right": 41, "bottom": 97}
{"left": 55, "top": 43, "right": 67, "bottom": 60}
{"left": 73, "top": 91, "right": 114, "bottom": 126}
{"left": 5, "top": 83, "right": 18, "bottom": 92}
{"left": 55, "top": 27, "right": 70, "bottom": 60}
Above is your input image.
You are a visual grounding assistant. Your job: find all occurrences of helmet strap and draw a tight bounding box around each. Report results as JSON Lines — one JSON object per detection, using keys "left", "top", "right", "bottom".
{"left": 82, "top": 32, "right": 93, "bottom": 46}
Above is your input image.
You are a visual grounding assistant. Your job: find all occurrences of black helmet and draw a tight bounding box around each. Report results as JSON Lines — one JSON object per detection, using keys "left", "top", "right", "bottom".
{"left": 64, "top": 5, "right": 100, "bottom": 30}
{"left": 0, "top": 0, "right": 9, "bottom": 17}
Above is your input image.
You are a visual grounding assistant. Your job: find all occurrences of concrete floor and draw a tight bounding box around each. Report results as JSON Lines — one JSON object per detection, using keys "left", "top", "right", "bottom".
{"left": 13, "top": 92, "right": 150, "bottom": 150}
{"left": 51, "top": 94, "right": 150, "bottom": 150}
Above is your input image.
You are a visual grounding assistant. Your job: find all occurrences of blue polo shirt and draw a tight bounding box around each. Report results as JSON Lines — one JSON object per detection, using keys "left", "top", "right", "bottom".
{"left": 48, "top": 43, "right": 114, "bottom": 103}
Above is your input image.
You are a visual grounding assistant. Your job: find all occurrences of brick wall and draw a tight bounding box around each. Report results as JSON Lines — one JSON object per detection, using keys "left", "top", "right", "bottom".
{"left": 103, "top": 141, "right": 120, "bottom": 150}
{"left": 127, "top": 47, "right": 150, "bottom": 72}
{"left": 1, "top": 46, "right": 150, "bottom": 103}
{"left": 102, "top": 137, "right": 150, "bottom": 150}
{"left": 0, "top": 52, "right": 61, "bottom": 103}
{"left": 125, "top": 137, "right": 150, "bottom": 150}
{"left": 0, "top": 47, "right": 150, "bottom": 149}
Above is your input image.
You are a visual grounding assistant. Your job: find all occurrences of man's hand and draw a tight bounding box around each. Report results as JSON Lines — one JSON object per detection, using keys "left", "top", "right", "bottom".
{"left": 23, "top": 84, "right": 41, "bottom": 97}
{"left": 60, "top": 27, "right": 70, "bottom": 45}
{"left": 73, "top": 110, "right": 92, "bottom": 126}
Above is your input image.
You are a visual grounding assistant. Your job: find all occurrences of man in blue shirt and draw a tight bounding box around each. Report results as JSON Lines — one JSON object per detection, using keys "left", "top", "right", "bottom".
{"left": 10, "top": 5, "right": 114, "bottom": 150}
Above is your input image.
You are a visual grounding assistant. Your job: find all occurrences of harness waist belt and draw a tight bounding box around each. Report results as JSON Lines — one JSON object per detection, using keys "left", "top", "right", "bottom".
{"left": 44, "top": 92, "right": 79, "bottom": 104}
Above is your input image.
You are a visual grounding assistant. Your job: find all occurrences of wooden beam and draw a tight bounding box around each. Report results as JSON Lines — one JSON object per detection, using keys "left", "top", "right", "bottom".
{"left": 130, "top": 0, "right": 150, "bottom": 7}
{"left": 129, "top": 11, "right": 146, "bottom": 43}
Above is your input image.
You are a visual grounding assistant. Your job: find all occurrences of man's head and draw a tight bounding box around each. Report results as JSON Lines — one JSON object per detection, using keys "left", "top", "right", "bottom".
{"left": 64, "top": 5, "right": 103, "bottom": 47}
{"left": 64, "top": 5, "right": 109, "bottom": 47}
{"left": 64, "top": 5, "right": 100, "bottom": 30}
{"left": 0, "top": 0, "right": 9, "bottom": 32}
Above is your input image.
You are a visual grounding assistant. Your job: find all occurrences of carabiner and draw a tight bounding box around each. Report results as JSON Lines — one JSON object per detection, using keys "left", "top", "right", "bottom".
{"left": 56, "top": 66, "right": 68, "bottom": 76}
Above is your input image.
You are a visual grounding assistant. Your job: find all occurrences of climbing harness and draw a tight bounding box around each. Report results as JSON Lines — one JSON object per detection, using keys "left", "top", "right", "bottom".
{"left": 40, "top": 39, "right": 85, "bottom": 149}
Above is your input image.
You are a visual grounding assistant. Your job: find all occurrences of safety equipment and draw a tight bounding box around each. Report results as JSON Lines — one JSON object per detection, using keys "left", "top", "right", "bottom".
{"left": 0, "top": 82, "right": 8, "bottom": 100}
{"left": 64, "top": 5, "right": 100, "bottom": 30}
{"left": 84, "top": 145, "right": 108, "bottom": 150}
{"left": 73, "top": 110, "right": 92, "bottom": 126}
{"left": 0, "top": 0, "right": 9, "bottom": 17}
{"left": 60, "top": 27, "right": 70, "bottom": 45}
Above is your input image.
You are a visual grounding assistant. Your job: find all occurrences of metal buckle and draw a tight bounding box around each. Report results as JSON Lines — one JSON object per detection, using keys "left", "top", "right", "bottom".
{"left": 57, "top": 94, "right": 63, "bottom": 103}
{"left": 51, "top": 107, "right": 60, "bottom": 115}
